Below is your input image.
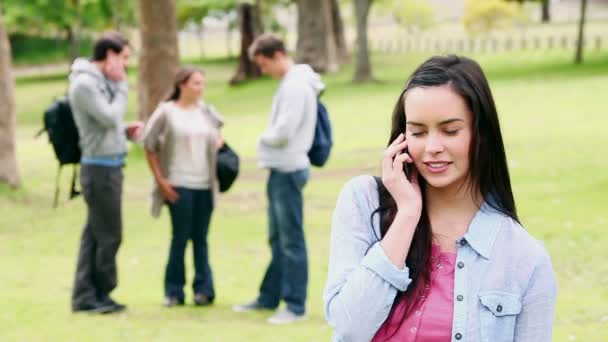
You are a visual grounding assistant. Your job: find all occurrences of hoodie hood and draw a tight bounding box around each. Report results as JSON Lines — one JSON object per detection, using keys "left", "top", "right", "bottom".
{"left": 69, "top": 57, "right": 105, "bottom": 82}
{"left": 284, "top": 64, "right": 325, "bottom": 96}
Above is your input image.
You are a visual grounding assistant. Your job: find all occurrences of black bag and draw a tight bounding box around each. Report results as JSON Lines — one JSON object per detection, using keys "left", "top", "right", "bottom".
{"left": 36, "top": 96, "right": 81, "bottom": 207}
{"left": 216, "top": 143, "right": 239, "bottom": 193}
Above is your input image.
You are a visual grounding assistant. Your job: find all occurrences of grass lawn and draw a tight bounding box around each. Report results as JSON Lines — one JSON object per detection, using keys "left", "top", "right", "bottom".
{"left": 1, "top": 50, "right": 607, "bottom": 341}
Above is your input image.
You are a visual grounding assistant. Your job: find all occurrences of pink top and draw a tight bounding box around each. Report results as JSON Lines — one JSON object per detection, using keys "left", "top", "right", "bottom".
{"left": 371, "top": 245, "right": 456, "bottom": 342}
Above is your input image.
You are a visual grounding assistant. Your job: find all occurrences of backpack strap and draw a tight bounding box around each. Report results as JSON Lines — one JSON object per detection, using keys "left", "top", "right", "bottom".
{"left": 52, "top": 164, "right": 80, "bottom": 208}
{"left": 53, "top": 165, "right": 62, "bottom": 208}
{"left": 34, "top": 127, "right": 45, "bottom": 138}
{"left": 69, "top": 165, "right": 80, "bottom": 199}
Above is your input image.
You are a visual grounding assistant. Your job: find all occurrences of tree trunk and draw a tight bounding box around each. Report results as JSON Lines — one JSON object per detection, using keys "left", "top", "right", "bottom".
{"left": 353, "top": 0, "right": 374, "bottom": 82}
{"left": 541, "top": 0, "right": 550, "bottom": 23}
{"left": 295, "top": 0, "right": 338, "bottom": 73}
{"left": 197, "top": 24, "right": 205, "bottom": 58}
{"left": 0, "top": 13, "right": 20, "bottom": 187}
{"left": 112, "top": 0, "right": 123, "bottom": 31}
{"left": 574, "top": 0, "right": 588, "bottom": 64}
{"left": 68, "top": 0, "right": 81, "bottom": 62}
{"left": 330, "top": 0, "right": 350, "bottom": 64}
{"left": 230, "top": 3, "right": 262, "bottom": 85}
{"left": 137, "top": 0, "right": 180, "bottom": 120}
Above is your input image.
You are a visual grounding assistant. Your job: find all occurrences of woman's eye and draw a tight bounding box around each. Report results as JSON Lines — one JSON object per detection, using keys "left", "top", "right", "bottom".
{"left": 410, "top": 132, "right": 425, "bottom": 137}
{"left": 445, "top": 130, "right": 460, "bottom": 136}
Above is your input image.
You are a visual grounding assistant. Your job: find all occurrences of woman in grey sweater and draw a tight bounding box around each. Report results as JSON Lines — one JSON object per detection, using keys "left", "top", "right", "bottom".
{"left": 143, "top": 66, "right": 224, "bottom": 307}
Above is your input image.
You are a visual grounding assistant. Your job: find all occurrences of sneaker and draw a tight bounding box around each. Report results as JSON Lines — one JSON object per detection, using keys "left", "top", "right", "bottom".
{"left": 232, "top": 299, "right": 274, "bottom": 313}
{"left": 267, "top": 309, "right": 306, "bottom": 325}
{"left": 193, "top": 293, "right": 212, "bottom": 306}
{"left": 72, "top": 301, "right": 116, "bottom": 314}
{"left": 164, "top": 297, "right": 185, "bottom": 308}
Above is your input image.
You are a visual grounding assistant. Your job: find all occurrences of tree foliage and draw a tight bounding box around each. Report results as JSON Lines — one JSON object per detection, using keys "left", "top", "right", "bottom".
{"left": 2, "top": 0, "right": 136, "bottom": 35}
{"left": 463, "top": 0, "right": 524, "bottom": 35}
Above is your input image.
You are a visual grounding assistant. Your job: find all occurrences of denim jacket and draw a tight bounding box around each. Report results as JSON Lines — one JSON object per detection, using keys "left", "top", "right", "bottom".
{"left": 323, "top": 176, "right": 557, "bottom": 342}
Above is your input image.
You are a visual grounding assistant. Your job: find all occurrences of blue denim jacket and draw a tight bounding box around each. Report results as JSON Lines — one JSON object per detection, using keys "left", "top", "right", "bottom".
{"left": 323, "top": 176, "right": 557, "bottom": 342}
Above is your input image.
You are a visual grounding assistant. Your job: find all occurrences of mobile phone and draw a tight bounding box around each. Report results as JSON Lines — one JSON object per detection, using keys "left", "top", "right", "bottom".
{"left": 400, "top": 147, "right": 412, "bottom": 177}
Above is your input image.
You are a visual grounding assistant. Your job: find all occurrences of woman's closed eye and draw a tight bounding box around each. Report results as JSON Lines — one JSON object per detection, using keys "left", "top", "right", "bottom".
{"left": 444, "top": 129, "right": 461, "bottom": 136}
{"left": 410, "top": 131, "right": 426, "bottom": 137}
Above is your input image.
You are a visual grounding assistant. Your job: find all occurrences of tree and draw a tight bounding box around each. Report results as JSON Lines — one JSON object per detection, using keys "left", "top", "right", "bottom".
{"left": 2, "top": 0, "right": 137, "bottom": 61}
{"left": 507, "top": 0, "right": 550, "bottom": 23}
{"left": 463, "top": 0, "right": 522, "bottom": 36}
{"left": 393, "top": 1, "right": 435, "bottom": 32}
{"left": 177, "top": 1, "right": 210, "bottom": 58}
{"left": 295, "top": 0, "right": 339, "bottom": 73}
{"left": 230, "top": 2, "right": 263, "bottom": 84}
{"left": 574, "top": 0, "right": 588, "bottom": 64}
{"left": 177, "top": 0, "right": 238, "bottom": 59}
{"left": 137, "top": 0, "right": 180, "bottom": 120}
{"left": 353, "top": 0, "right": 374, "bottom": 82}
{"left": 541, "top": 0, "right": 550, "bottom": 22}
{"left": 330, "top": 0, "right": 349, "bottom": 64}
{"left": 0, "top": 12, "right": 20, "bottom": 187}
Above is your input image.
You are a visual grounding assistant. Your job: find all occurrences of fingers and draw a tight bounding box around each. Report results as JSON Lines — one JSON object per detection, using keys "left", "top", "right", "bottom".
{"left": 393, "top": 151, "right": 413, "bottom": 167}
{"left": 387, "top": 133, "right": 405, "bottom": 148}
{"left": 384, "top": 135, "right": 408, "bottom": 159}
{"left": 163, "top": 185, "right": 179, "bottom": 204}
{"left": 169, "top": 189, "right": 179, "bottom": 203}
{"left": 383, "top": 134, "right": 409, "bottom": 173}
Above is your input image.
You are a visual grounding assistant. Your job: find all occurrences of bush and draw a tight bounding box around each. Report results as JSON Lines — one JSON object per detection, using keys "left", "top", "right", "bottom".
{"left": 9, "top": 34, "right": 93, "bottom": 66}
{"left": 463, "top": 0, "right": 524, "bottom": 36}
{"left": 393, "top": 1, "right": 435, "bottom": 32}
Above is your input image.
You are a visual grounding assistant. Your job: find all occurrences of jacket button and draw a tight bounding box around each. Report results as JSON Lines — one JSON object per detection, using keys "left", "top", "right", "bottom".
{"left": 497, "top": 305, "right": 503, "bottom": 313}
{"left": 455, "top": 333, "right": 462, "bottom": 340}
{"left": 457, "top": 262, "right": 465, "bottom": 269}
{"left": 459, "top": 239, "right": 467, "bottom": 246}
{"left": 457, "top": 295, "right": 464, "bottom": 301}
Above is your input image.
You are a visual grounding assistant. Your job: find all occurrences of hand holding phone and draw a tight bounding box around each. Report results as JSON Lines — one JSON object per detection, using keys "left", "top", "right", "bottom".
{"left": 381, "top": 133, "right": 422, "bottom": 216}
{"left": 104, "top": 54, "right": 126, "bottom": 81}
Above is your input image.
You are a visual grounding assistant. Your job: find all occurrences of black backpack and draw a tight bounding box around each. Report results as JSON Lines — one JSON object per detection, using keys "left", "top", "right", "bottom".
{"left": 308, "top": 98, "right": 333, "bottom": 167}
{"left": 36, "top": 96, "right": 81, "bottom": 207}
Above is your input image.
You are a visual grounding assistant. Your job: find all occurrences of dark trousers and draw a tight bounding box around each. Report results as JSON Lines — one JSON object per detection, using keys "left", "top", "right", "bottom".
{"left": 72, "top": 165, "right": 123, "bottom": 308}
{"left": 165, "top": 187, "right": 214, "bottom": 301}
{"left": 257, "top": 169, "right": 309, "bottom": 315}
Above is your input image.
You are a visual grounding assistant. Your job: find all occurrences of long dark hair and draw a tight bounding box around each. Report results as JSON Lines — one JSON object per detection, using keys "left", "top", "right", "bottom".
{"left": 165, "top": 65, "right": 204, "bottom": 102}
{"left": 372, "top": 55, "right": 519, "bottom": 337}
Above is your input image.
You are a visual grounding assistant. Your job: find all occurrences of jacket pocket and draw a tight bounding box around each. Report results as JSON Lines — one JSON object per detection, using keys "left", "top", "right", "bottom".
{"left": 479, "top": 291, "right": 522, "bottom": 342}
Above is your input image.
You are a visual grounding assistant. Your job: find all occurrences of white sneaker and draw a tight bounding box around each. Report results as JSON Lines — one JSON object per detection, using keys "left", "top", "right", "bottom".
{"left": 267, "top": 309, "right": 306, "bottom": 325}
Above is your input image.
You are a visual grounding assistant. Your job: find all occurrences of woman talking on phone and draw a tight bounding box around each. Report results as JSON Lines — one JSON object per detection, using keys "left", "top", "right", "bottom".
{"left": 323, "top": 55, "right": 557, "bottom": 342}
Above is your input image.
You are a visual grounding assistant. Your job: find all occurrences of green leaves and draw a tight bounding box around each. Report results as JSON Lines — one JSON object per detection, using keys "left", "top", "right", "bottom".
{"left": 2, "top": 0, "right": 136, "bottom": 34}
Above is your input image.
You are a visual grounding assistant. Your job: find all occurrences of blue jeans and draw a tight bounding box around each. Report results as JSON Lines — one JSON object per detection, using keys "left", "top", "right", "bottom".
{"left": 165, "top": 188, "right": 214, "bottom": 301}
{"left": 257, "top": 169, "right": 309, "bottom": 315}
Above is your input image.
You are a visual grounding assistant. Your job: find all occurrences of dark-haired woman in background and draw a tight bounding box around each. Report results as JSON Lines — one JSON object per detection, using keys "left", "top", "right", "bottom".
{"left": 323, "top": 55, "right": 557, "bottom": 342}
{"left": 143, "top": 66, "right": 224, "bottom": 307}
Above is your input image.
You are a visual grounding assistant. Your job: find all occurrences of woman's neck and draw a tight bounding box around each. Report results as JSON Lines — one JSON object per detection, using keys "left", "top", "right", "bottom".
{"left": 175, "top": 96, "right": 199, "bottom": 110}
{"left": 425, "top": 180, "right": 482, "bottom": 251}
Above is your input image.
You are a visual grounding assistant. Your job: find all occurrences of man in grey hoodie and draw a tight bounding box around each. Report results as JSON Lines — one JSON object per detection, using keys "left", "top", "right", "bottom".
{"left": 233, "top": 33, "right": 324, "bottom": 324}
{"left": 69, "top": 32, "right": 142, "bottom": 314}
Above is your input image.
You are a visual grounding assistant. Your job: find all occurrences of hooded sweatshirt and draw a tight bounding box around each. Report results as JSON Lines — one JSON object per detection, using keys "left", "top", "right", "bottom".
{"left": 68, "top": 58, "right": 129, "bottom": 159}
{"left": 257, "top": 64, "right": 325, "bottom": 172}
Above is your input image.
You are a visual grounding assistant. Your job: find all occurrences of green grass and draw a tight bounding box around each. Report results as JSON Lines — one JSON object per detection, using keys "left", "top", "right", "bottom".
{"left": 2, "top": 50, "right": 608, "bottom": 341}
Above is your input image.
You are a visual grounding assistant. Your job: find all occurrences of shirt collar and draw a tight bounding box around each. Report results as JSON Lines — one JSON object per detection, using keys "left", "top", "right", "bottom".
{"left": 461, "top": 201, "right": 505, "bottom": 259}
